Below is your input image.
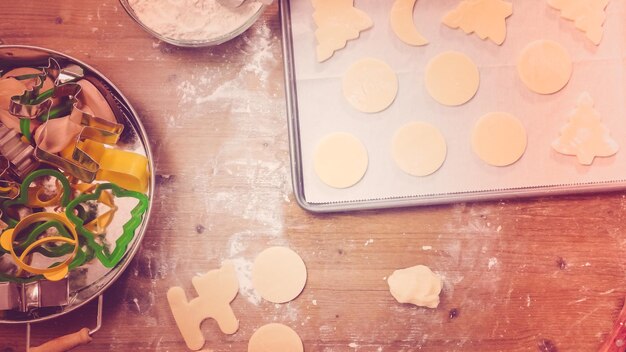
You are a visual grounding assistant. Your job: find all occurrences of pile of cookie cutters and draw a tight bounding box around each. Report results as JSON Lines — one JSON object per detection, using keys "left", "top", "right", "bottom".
{"left": 0, "top": 45, "right": 154, "bottom": 351}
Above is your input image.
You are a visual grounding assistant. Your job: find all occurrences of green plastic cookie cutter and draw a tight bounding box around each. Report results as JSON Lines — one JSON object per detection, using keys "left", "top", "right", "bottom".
{"left": 1, "top": 169, "right": 71, "bottom": 228}
{"left": 65, "top": 183, "right": 148, "bottom": 268}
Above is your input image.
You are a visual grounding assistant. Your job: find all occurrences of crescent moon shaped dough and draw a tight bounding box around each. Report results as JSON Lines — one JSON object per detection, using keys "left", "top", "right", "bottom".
{"left": 392, "top": 122, "right": 447, "bottom": 177}
{"left": 313, "top": 132, "right": 369, "bottom": 189}
{"left": 472, "top": 112, "right": 527, "bottom": 167}
{"left": 425, "top": 51, "right": 480, "bottom": 106}
{"left": 342, "top": 58, "right": 398, "bottom": 113}
{"left": 390, "top": 0, "right": 428, "bottom": 46}
{"left": 517, "top": 40, "right": 572, "bottom": 95}
{"left": 252, "top": 247, "right": 307, "bottom": 304}
{"left": 248, "top": 324, "right": 304, "bottom": 352}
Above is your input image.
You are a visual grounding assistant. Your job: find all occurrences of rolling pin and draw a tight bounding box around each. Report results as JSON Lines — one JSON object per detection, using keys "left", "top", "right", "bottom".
{"left": 30, "top": 328, "right": 92, "bottom": 352}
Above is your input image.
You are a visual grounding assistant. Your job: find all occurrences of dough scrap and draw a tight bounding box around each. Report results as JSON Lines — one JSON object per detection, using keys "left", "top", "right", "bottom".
{"left": 443, "top": 0, "right": 513, "bottom": 45}
{"left": 312, "top": 0, "right": 373, "bottom": 62}
{"left": 342, "top": 58, "right": 398, "bottom": 113}
{"left": 390, "top": 0, "right": 428, "bottom": 46}
{"left": 472, "top": 112, "right": 527, "bottom": 167}
{"left": 548, "top": 0, "right": 609, "bottom": 45}
{"left": 392, "top": 122, "right": 447, "bottom": 177}
{"left": 313, "top": 132, "right": 368, "bottom": 189}
{"left": 167, "top": 261, "right": 239, "bottom": 351}
{"left": 248, "top": 323, "right": 304, "bottom": 352}
{"left": 425, "top": 51, "right": 480, "bottom": 106}
{"left": 552, "top": 92, "right": 618, "bottom": 165}
{"left": 387, "top": 265, "right": 442, "bottom": 308}
{"left": 252, "top": 247, "right": 307, "bottom": 304}
{"left": 517, "top": 39, "right": 572, "bottom": 95}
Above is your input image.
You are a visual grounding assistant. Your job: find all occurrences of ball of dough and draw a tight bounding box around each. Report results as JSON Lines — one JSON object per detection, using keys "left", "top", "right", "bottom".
{"left": 517, "top": 39, "right": 572, "bottom": 95}
{"left": 425, "top": 51, "right": 480, "bottom": 106}
{"left": 391, "top": 121, "right": 447, "bottom": 177}
{"left": 248, "top": 323, "right": 303, "bottom": 352}
{"left": 387, "top": 265, "right": 442, "bottom": 308}
{"left": 342, "top": 58, "right": 398, "bottom": 113}
{"left": 313, "top": 132, "right": 368, "bottom": 189}
{"left": 472, "top": 112, "right": 527, "bottom": 167}
{"left": 252, "top": 247, "right": 307, "bottom": 304}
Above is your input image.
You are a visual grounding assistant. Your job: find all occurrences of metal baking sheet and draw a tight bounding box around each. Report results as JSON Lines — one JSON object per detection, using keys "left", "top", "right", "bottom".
{"left": 280, "top": 0, "right": 626, "bottom": 212}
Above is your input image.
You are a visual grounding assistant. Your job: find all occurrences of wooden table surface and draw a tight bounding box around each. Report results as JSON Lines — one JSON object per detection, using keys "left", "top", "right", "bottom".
{"left": 1, "top": 1, "right": 626, "bottom": 351}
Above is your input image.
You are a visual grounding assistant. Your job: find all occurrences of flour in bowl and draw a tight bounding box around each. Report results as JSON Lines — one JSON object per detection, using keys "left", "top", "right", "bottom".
{"left": 128, "top": 0, "right": 264, "bottom": 42}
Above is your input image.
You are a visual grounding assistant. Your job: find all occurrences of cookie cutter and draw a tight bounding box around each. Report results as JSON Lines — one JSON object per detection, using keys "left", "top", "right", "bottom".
{"left": 0, "top": 122, "right": 39, "bottom": 179}
{"left": 65, "top": 182, "right": 149, "bottom": 268}
{"left": 2, "top": 168, "right": 71, "bottom": 228}
{"left": 0, "top": 278, "right": 69, "bottom": 312}
{"left": 0, "top": 212, "right": 80, "bottom": 281}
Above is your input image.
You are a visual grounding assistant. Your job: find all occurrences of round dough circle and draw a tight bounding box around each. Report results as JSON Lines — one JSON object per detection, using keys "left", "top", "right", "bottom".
{"left": 342, "top": 58, "right": 398, "bottom": 113}
{"left": 517, "top": 39, "right": 572, "bottom": 95}
{"left": 392, "top": 122, "right": 447, "bottom": 176}
{"left": 248, "top": 323, "right": 304, "bottom": 352}
{"left": 313, "top": 132, "right": 368, "bottom": 188}
{"left": 425, "top": 51, "right": 480, "bottom": 106}
{"left": 472, "top": 112, "right": 527, "bottom": 167}
{"left": 252, "top": 247, "right": 307, "bottom": 304}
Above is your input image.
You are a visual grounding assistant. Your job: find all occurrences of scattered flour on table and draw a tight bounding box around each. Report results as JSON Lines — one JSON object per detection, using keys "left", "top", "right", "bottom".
{"left": 488, "top": 257, "right": 498, "bottom": 270}
{"left": 128, "top": 0, "right": 263, "bottom": 41}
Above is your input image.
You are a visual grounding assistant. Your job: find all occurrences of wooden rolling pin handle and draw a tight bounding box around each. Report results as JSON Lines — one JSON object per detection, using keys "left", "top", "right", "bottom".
{"left": 30, "top": 328, "right": 92, "bottom": 352}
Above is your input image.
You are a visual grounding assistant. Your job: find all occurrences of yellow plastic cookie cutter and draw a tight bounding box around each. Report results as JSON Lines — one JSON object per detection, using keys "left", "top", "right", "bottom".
{"left": 0, "top": 212, "right": 79, "bottom": 281}
{"left": 63, "top": 139, "right": 149, "bottom": 193}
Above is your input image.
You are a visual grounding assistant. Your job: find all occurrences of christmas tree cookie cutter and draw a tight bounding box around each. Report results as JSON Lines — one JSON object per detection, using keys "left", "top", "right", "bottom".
{"left": 0, "top": 212, "right": 79, "bottom": 281}
{"left": 65, "top": 183, "right": 149, "bottom": 268}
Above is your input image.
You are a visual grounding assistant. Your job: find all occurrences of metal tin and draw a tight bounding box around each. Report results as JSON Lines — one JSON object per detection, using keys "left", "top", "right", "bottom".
{"left": 279, "top": 0, "right": 626, "bottom": 213}
{"left": 0, "top": 45, "right": 154, "bottom": 323}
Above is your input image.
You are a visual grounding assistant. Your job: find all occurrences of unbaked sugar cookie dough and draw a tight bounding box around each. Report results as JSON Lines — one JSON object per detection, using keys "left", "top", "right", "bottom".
{"left": 472, "top": 112, "right": 527, "bottom": 167}
{"left": 343, "top": 58, "right": 398, "bottom": 113}
{"left": 388, "top": 265, "right": 443, "bottom": 308}
{"left": 517, "top": 39, "right": 572, "bottom": 95}
{"left": 425, "top": 51, "right": 480, "bottom": 106}
{"left": 252, "top": 247, "right": 307, "bottom": 304}
{"left": 248, "top": 323, "right": 303, "bottom": 352}
{"left": 443, "top": 0, "right": 513, "bottom": 45}
{"left": 390, "top": 0, "right": 429, "bottom": 46}
{"left": 552, "top": 92, "right": 619, "bottom": 165}
{"left": 312, "top": 0, "right": 373, "bottom": 62}
{"left": 313, "top": 132, "right": 368, "bottom": 188}
{"left": 548, "top": 0, "right": 609, "bottom": 45}
{"left": 392, "top": 122, "right": 447, "bottom": 177}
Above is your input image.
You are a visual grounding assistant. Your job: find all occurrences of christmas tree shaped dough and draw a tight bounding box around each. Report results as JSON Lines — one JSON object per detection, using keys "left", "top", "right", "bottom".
{"left": 548, "top": 0, "right": 609, "bottom": 45}
{"left": 443, "top": 0, "right": 513, "bottom": 45}
{"left": 312, "top": 0, "right": 373, "bottom": 62}
{"left": 390, "top": 0, "right": 428, "bottom": 46}
{"left": 552, "top": 92, "right": 618, "bottom": 165}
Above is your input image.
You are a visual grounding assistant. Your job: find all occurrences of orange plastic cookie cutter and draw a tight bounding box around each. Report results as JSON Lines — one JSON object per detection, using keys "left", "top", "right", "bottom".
{"left": 0, "top": 212, "right": 79, "bottom": 281}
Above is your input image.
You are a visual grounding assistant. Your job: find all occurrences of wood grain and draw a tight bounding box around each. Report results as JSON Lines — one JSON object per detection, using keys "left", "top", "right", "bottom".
{"left": 1, "top": 1, "right": 626, "bottom": 351}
